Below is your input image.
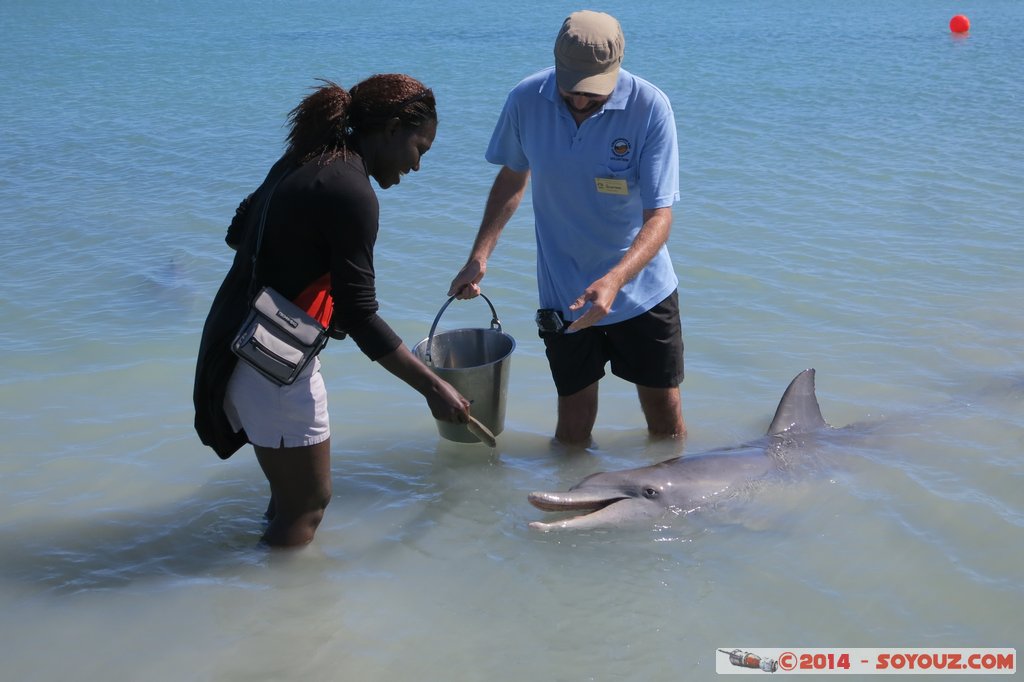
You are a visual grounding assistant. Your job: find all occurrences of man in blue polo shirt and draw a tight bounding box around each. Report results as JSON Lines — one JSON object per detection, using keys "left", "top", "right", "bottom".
{"left": 448, "top": 9, "right": 686, "bottom": 446}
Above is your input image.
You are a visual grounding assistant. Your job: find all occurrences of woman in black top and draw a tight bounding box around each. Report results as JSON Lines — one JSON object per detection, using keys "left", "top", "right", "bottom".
{"left": 194, "top": 75, "right": 470, "bottom": 547}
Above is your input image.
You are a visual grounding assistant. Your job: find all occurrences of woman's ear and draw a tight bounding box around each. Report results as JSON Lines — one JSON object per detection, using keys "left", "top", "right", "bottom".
{"left": 383, "top": 116, "right": 402, "bottom": 138}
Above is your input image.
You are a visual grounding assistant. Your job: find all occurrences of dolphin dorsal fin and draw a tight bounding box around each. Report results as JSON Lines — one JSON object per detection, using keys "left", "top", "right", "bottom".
{"left": 767, "top": 368, "right": 828, "bottom": 436}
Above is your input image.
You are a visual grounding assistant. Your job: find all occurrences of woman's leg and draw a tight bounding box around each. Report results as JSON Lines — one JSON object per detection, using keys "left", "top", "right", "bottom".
{"left": 254, "top": 438, "right": 332, "bottom": 547}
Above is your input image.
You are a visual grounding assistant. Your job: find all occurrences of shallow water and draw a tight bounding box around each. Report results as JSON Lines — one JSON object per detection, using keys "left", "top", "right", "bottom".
{"left": 1, "top": 0, "right": 1022, "bottom": 678}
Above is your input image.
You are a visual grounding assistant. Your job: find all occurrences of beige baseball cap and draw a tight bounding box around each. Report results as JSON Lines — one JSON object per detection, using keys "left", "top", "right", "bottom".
{"left": 553, "top": 10, "right": 625, "bottom": 95}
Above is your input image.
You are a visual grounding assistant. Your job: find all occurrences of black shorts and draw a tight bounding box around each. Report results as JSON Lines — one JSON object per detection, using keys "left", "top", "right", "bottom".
{"left": 543, "top": 291, "right": 684, "bottom": 397}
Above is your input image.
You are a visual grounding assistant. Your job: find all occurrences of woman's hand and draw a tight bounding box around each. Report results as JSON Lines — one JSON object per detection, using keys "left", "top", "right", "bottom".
{"left": 426, "top": 378, "right": 471, "bottom": 424}
{"left": 375, "top": 345, "right": 470, "bottom": 424}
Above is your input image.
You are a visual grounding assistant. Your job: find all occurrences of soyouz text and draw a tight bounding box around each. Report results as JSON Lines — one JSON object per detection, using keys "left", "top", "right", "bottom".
{"left": 715, "top": 648, "right": 1015, "bottom": 675}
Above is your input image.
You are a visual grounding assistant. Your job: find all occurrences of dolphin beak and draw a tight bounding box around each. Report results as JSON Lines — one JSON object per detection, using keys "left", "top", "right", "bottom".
{"left": 527, "top": 490, "right": 630, "bottom": 531}
{"left": 528, "top": 490, "right": 627, "bottom": 512}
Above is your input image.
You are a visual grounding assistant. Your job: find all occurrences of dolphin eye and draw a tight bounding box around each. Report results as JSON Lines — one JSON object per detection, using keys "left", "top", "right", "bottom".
{"left": 643, "top": 487, "right": 659, "bottom": 498}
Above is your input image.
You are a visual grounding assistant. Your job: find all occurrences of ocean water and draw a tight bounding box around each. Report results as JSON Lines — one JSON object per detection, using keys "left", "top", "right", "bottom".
{"left": 1, "top": 0, "right": 1021, "bottom": 679}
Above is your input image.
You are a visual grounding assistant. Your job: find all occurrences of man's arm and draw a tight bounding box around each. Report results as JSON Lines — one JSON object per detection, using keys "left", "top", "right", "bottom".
{"left": 448, "top": 165, "right": 531, "bottom": 299}
{"left": 567, "top": 206, "right": 673, "bottom": 331}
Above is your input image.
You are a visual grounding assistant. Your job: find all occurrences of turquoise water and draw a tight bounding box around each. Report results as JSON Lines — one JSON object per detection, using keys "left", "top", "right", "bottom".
{"left": 1, "top": 1, "right": 1021, "bottom": 678}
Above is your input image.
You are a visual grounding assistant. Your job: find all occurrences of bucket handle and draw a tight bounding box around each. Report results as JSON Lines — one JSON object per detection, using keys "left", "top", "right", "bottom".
{"left": 425, "top": 293, "right": 502, "bottom": 365}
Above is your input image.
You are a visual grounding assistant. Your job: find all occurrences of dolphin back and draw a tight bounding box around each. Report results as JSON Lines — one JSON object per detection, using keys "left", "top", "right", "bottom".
{"left": 766, "top": 368, "right": 828, "bottom": 435}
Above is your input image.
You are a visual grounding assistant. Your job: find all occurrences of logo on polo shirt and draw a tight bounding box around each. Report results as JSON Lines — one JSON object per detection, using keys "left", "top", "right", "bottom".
{"left": 611, "top": 138, "right": 631, "bottom": 157}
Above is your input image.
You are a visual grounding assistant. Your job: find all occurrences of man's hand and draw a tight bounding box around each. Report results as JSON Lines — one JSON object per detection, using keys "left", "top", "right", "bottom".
{"left": 566, "top": 276, "right": 623, "bottom": 331}
{"left": 448, "top": 258, "right": 485, "bottom": 299}
{"left": 566, "top": 207, "right": 673, "bottom": 331}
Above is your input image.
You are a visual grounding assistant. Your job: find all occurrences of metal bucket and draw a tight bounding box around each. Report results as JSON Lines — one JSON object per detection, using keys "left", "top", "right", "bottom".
{"left": 412, "top": 294, "right": 515, "bottom": 443}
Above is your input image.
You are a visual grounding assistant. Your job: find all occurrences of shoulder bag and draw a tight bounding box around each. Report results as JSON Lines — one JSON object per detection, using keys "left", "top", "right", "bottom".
{"left": 230, "top": 172, "right": 329, "bottom": 385}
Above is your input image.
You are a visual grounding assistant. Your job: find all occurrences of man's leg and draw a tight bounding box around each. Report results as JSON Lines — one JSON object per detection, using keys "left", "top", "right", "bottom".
{"left": 637, "top": 384, "right": 686, "bottom": 439}
{"left": 555, "top": 381, "right": 600, "bottom": 446}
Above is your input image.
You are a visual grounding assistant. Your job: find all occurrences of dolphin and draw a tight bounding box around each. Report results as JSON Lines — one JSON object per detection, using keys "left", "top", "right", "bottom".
{"left": 528, "top": 368, "right": 833, "bottom": 531}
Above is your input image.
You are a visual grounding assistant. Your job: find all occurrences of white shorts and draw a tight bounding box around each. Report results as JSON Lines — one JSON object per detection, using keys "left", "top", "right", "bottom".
{"left": 224, "top": 357, "right": 330, "bottom": 449}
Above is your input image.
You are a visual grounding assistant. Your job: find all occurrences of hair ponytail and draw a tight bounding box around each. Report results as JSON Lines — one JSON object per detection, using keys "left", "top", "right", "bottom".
{"left": 285, "top": 79, "right": 352, "bottom": 164}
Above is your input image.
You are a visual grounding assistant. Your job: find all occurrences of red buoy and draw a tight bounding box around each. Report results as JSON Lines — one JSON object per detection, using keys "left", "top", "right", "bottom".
{"left": 949, "top": 14, "right": 970, "bottom": 33}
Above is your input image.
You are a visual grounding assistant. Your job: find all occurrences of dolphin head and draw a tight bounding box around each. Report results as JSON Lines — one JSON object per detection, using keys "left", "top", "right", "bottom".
{"left": 528, "top": 462, "right": 690, "bottom": 531}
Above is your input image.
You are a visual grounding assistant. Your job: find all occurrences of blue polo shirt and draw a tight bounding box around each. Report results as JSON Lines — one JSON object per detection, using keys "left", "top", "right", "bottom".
{"left": 486, "top": 67, "right": 680, "bottom": 325}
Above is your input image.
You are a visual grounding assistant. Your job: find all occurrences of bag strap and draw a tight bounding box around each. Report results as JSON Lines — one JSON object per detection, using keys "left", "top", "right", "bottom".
{"left": 247, "top": 168, "right": 291, "bottom": 298}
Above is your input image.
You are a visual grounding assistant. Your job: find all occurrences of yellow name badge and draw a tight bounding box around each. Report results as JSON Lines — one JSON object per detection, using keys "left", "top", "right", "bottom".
{"left": 595, "top": 177, "right": 629, "bottom": 196}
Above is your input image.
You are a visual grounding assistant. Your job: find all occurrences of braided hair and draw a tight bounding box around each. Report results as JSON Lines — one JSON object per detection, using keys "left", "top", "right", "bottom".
{"left": 285, "top": 74, "right": 437, "bottom": 165}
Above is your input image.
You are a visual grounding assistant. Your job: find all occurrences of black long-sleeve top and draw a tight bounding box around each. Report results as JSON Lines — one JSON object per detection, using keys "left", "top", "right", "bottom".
{"left": 234, "top": 153, "right": 401, "bottom": 357}
{"left": 194, "top": 153, "right": 401, "bottom": 458}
